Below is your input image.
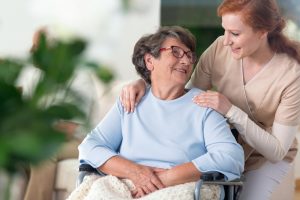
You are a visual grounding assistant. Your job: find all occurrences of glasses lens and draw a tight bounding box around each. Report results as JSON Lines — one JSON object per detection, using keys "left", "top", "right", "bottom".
{"left": 169, "top": 46, "right": 196, "bottom": 64}
{"left": 187, "top": 52, "right": 197, "bottom": 64}
{"left": 171, "top": 46, "right": 184, "bottom": 58}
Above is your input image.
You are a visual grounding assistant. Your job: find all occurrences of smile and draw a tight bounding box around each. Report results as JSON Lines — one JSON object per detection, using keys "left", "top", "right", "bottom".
{"left": 231, "top": 47, "right": 240, "bottom": 54}
{"left": 174, "top": 68, "right": 187, "bottom": 73}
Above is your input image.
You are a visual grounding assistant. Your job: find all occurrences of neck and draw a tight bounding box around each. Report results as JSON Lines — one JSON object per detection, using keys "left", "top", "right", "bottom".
{"left": 151, "top": 83, "right": 186, "bottom": 100}
{"left": 243, "top": 41, "right": 275, "bottom": 67}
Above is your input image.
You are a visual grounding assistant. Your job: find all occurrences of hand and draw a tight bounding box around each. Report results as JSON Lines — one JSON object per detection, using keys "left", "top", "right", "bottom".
{"left": 129, "top": 166, "right": 166, "bottom": 198}
{"left": 154, "top": 169, "right": 172, "bottom": 187}
{"left": 192, "top": 90, "right": 232, "bottom": 115}
{"left": 120, "top": 79, "right": 146, "bottom": 113}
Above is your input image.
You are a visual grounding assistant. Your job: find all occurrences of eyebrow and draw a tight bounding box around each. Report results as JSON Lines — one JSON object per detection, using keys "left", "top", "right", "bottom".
{"left": 222, "top": 24, "right": 241, "bottom": 32}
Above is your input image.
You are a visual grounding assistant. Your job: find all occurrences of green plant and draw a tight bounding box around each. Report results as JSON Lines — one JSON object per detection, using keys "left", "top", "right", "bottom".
{"left": 0, "top": 33, "right": 114, "bottom": 174}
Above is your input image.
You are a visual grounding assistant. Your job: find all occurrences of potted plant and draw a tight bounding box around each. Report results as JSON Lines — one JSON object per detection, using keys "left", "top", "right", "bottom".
{"left": 0, "top": 31, "right": 114, "bottom": 199}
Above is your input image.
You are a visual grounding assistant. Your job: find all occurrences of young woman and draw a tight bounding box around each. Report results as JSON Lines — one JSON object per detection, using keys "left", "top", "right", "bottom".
{"left": 120, "top": 0, "right": 300, "bottom": 199}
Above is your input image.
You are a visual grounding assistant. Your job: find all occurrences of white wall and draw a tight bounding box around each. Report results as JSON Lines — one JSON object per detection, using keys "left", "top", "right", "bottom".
{"left": 0, "top": 0, "right": 160, "bottom": 81}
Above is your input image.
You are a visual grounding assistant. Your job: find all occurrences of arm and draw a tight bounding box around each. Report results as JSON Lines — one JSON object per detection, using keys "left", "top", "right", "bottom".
{"left": 78, "top": 99, "right": 164, "bottom": 197}
{"left": 226, "top": 105, "right": 298, "bottom": 162}
{"left": 193, "top": 87, "right": 299, "bottom": 163}
{"left": 78, "top": 101, "right": 123, "bottom": 168}
{"left": 155, "top": 162, "right": 201, "bottom": 187}
{"left": 158, "top": 109, "right": 244, "bottom": 183}
{"left": 193, "top": 109, "right": 244, "bottom": 180}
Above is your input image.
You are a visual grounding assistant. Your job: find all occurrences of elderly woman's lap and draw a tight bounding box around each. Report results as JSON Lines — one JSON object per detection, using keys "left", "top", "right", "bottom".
{"left": 67, "top": 174, "right": 223, "bottom": 200}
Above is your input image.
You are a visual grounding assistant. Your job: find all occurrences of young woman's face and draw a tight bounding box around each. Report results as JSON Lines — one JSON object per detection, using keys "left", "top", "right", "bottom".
{"left": 221, "top": 12, "right": 266, "bottom": 60}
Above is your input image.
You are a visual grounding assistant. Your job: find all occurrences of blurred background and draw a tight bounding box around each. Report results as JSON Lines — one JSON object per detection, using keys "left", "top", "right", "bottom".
{"left": 0, "top": 0, "right": 300, "bottom": 199}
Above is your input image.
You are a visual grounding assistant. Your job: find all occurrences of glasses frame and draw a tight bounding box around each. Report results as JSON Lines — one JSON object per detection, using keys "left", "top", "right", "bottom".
{"left": 159, "top": 45, "right": 197, "bottom": 64}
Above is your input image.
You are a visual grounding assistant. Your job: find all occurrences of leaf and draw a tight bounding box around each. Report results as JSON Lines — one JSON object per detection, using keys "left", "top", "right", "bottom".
{"left": 96, "top": 66, "right": 115, "bottom": 84}
{"left": 44, "top": 103, "right": 85, "bottom": 121}
{"left": 0, "top": 59, "right": 24, "bottom": 84}
{"left": 0, "top": 81, "right": 23, "bottom": 121}
{"left": 30, "top": 34, "right": 87, "bottom": 84}
{"left": 82, "top": 61, "right": 115, "bottom": 84}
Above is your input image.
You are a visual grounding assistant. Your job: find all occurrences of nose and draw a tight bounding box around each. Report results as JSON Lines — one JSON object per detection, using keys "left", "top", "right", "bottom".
{"left": 223, "top": 31, "right": 232, "bottom": 46}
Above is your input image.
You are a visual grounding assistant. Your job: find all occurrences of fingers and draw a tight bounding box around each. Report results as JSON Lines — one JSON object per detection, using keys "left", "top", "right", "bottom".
{"left": 192, "top": 91, "right": 232, "bottom": 115}
{"left": 150, "top": 175, "right": 165, "bottom": 190}
{"left": 129, "top": 92, "right": 136, "bottom": 113}
{"left": 120, "top": 87, "right": 133, "bottom": 113}
{"left": 135, "top": 187, "right": 145, "bottom": 198}
{"left": 142, "top": 185, "right": 151, "bottom": 194}
{"left": 125, "top": 89, "right": 132, "bottom": 113}
{"left": 131, "top": 182, "right": 161, "bottom": 199}
{"left": 193, "top": 92, "right": 217, "bottom": 108}
{"left": 129, "top": 165, "right": 166, "bottom": 198}
{"left": 131, "top": 189, "right": 138, "bottom": 198}
{"left": 120, "top": 88, "right": 128, "bottom": 111}
{"left": 126, "top": 88, "right": 133, "bottom": 113}
{"left": 135, "top": 91, "right": 144, "bottom": 107}
{"left": 120, "top": 86, "right": 138, "bottom": 113}
{"left": 145, "top": 182, "right": 157, "bottom": 193}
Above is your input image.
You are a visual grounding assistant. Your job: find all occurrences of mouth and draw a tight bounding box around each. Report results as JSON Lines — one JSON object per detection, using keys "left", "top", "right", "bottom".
{"left": 231, "top": 47, "right": 241, "bottom": 54}
{"left": 174, "top": 68, "right": 188, "bottom": 74}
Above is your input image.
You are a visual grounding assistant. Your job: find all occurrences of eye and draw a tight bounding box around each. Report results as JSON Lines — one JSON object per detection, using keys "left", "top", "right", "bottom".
{"left": 187, "top": 52, "right": 194, "bottom": 59}
{"left": 172, "top": 47, "right": 182, "bottom": 57}
{"left": 231, "top": 32, "right": 239, "bottom": 36}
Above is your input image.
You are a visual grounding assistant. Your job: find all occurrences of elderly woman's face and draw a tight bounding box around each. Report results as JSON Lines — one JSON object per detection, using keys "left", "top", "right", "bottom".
{"left": 148, "top": 37, "right": 194, "bottom": 86}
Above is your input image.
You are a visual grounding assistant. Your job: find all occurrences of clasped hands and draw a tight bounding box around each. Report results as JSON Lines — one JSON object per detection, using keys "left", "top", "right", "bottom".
{"left": 128, "top": 165, "right": 170, "bottom": 199}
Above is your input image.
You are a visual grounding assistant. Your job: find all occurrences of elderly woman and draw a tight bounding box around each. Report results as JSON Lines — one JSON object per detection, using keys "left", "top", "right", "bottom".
{"left": 72, "top": 26, "right": 244, "bottom": 200}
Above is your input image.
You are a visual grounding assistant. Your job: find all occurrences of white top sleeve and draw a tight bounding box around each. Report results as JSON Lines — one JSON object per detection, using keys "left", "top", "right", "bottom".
{"left": 225, "top": 105, "right": 297, "bottom": 163}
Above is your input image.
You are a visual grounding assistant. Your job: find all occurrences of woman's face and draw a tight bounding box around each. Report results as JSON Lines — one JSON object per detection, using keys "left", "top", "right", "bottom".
{"left": 221, "top": 12, "right": 266, "bottom": 60}
{"left": 147, "top": 37, "right": 194, "bottom": 86}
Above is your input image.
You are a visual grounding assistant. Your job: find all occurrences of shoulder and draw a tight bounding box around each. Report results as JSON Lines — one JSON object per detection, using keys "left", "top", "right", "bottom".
{"left": 274, "top": 54, "right": 300, "bottom": 84}
{"left": 200, "top": 35, "right": 231, "bottom": 62}
{"left": 204, "top": 36, "right": 224, "bottom": 52}
{"left": 187, "top": 88, "right": 222, "bottom": 115}
{"left": 188, "top": 87, "right": 204, "bottom": 94}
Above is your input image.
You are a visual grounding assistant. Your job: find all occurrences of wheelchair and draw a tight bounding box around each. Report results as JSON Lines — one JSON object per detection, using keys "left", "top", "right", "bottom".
{"left": 77, "top": 164, "right": 243, "bottom": 200}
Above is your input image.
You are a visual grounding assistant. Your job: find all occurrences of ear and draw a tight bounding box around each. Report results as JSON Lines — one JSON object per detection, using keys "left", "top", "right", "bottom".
{"left": 144, "top": 53, "right": 155, "bottom": 71}
{"left": 259, "top": 30, "right": 268, "bottom": 39}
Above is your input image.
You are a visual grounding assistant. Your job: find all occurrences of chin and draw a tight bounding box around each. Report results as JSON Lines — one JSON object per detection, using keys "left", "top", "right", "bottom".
{"left": 231, "top": 53, "right": 242, "bottom": 60}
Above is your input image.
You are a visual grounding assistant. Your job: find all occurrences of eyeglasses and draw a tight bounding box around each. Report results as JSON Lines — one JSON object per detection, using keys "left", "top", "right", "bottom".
{"left": 159, "top": 46, "right": 197, "bottom": 64}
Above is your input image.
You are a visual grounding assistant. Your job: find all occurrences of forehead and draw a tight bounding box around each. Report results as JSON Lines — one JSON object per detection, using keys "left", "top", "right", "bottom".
{"left": 161, "top": 37, "right": 189, "bottom": 51}
{"left": 221, "top": 13, "right": 252, "bottom": 32}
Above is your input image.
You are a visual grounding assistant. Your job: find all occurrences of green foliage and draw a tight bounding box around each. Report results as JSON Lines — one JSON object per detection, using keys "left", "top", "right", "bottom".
{"left": 187, "top": 26, "right": 223, "bottom": 56}
{"left": 0, "top": 33, "right": 114, "bottom": 173}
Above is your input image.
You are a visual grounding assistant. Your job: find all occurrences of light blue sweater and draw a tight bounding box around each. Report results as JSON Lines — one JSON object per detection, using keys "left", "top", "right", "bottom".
{"left": 79, "top": 88, "right": 244, "bottom": 180}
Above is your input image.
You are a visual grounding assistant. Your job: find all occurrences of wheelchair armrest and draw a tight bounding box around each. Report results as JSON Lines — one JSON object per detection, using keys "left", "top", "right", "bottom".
{"left": 194, "top": 172, "right": 244, "bottom": 200}
{"left": 201, "top": 171, "right": 225, "bottom": 181}
{"left": 79, "top": 164, "right": 98, "bottom": 173}
{"left": 76, "top": 164, "right": 103, "bottom": 187}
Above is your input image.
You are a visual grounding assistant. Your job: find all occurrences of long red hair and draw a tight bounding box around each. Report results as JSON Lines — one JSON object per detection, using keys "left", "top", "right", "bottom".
{"left": 217, "top": 0, "right": 300, "bottom": 63}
